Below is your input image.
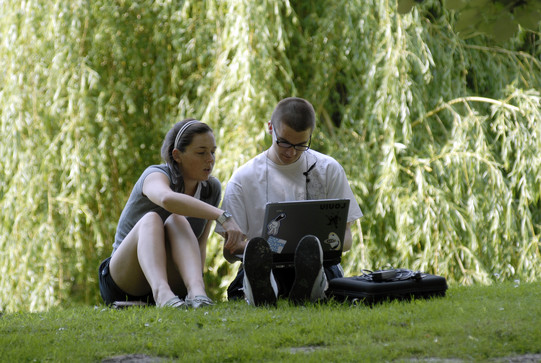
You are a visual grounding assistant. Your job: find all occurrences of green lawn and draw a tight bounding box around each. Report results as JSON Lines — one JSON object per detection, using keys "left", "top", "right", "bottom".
{"left": 1, "top": 281, "right": 540, "bottom": 362}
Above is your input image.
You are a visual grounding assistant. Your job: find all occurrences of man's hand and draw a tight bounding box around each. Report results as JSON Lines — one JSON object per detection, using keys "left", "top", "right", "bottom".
{"left": 221, "top": 219, "right": 247, "bottom": 262}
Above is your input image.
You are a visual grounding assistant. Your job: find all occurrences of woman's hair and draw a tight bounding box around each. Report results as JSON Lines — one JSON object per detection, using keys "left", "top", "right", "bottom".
{"left": 270, "top": 97, "right": 316, "bottom": 132}
{"left": 161, "top": 118, "right": 213, "bottom": 192}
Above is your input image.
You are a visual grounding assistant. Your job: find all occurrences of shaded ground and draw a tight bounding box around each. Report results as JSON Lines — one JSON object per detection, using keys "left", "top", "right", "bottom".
{"left": 102, "top": 353, "right": 541, "bottom": 362}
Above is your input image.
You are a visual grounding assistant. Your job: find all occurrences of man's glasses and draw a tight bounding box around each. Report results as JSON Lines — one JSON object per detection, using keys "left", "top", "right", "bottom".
{"left": 272, "top": 125, "right": 311, "bottom": 151}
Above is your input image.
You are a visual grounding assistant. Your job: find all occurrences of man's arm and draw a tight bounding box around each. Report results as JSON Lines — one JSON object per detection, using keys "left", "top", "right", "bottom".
{"left": 343, "top": 222, "right": 353, "bottom": 251}
{"left": 324, "top": 157, "right": 363, "bottom": 252}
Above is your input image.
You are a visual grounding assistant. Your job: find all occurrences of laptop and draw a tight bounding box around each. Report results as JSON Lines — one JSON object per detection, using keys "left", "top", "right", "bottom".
{"left": 261, "top": 198, "right": 350, "bottom": 268}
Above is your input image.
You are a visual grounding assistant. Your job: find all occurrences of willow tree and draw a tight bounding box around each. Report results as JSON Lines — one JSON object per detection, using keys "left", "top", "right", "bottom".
{"left": 1, "top": 0, "right": 540, "bottom": 312}
{"left": 279, "top": 0, "right": 540, "bottom": 283}
{"left": 286, "top": 0, "right": 541, "bottom": 284}
{"left": 0, "top": 0, "right": 203, "bottom": 312}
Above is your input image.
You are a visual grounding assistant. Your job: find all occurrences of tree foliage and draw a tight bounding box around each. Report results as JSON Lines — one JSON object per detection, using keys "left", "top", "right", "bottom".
{"left": 1, "top": 0, "right": 540, "bottom": 312}
{"left": 399, "top": 0, "right": 541, "bottom": 42}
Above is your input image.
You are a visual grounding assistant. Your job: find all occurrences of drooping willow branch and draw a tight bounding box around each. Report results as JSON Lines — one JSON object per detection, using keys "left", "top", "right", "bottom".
{"left": 412, "top": 96, "right": 522, "bottom": 127}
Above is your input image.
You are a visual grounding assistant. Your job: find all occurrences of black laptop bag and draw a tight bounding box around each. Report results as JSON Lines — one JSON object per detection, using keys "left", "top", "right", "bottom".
{"left": 327, "top": 268, "right": 448, "bottom": 305}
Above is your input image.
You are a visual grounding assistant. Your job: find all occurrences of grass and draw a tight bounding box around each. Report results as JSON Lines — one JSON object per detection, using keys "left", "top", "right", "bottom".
{"left": 1, "top": 281, "right": 540, "bottom": 362}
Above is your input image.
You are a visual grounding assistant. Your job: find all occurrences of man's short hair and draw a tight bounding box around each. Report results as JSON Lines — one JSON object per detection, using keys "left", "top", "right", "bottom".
{"left": 271, "top": 97, "right": 316, "bottom": 132}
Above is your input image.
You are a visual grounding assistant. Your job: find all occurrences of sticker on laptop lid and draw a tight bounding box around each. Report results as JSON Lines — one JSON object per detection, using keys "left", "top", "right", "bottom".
{"left": 267, "top": 236, "right": 286, "bottom": 253}
{"left": 323, "top": 232, "right": 341, "bottom": 250}
{"left": 266, "top": 212, "right": 286, "bottom": 236}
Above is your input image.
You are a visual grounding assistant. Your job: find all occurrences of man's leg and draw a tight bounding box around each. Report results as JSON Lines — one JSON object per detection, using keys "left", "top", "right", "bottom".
{"left": 289, "top": 235, "right": 326, "bottom": 304}
{"left": 243, "top": 237, "right": 278, "bottom": 306}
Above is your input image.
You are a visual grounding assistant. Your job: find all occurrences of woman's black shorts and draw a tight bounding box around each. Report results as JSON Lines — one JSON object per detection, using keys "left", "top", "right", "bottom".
{"left": 98, "top": 257, "right": 154, "bottom": 306}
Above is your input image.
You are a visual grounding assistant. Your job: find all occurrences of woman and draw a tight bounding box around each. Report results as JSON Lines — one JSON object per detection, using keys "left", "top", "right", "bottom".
{"left": 99, "top": 119, "right": 244, "bottom": 308}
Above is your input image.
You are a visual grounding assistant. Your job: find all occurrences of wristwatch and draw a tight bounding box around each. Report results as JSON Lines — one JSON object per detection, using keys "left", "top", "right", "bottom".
{"left": 216, "top": 210, "right": 232, "bottom": 226}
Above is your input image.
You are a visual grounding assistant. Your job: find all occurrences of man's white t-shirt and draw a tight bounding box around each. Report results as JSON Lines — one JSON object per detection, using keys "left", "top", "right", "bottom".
{"left": 217, "top": 149, "right": 363, "bottom": 239}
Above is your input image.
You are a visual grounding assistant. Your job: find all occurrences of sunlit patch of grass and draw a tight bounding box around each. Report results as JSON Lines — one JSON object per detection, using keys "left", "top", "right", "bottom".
{"left": 1, "top": 282, "right": 540, "bottom": 362}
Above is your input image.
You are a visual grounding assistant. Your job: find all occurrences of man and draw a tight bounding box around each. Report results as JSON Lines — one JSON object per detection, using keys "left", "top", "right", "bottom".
{"left": 217, "top": 97, "right": 363, "bottom": 306}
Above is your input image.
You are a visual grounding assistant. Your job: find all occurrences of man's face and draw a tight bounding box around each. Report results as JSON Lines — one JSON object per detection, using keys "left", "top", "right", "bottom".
{"left": 268, "top": 122, "right": 312, "bottom": 165}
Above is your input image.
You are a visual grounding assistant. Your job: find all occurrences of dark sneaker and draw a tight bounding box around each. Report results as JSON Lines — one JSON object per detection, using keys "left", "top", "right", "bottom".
{"left": 289, "top": 235, "right": 326, "bottom": 305}
{"left": 243, "top": 237, "right": 278, "bottom": 307}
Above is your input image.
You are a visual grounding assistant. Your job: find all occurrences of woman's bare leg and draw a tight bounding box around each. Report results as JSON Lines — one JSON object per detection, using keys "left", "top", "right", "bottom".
{"left": 164, "top": 214, "right": 207, "bottom": 299}
{"left": 109, "top": 212, "right": 176, "bottom": 306}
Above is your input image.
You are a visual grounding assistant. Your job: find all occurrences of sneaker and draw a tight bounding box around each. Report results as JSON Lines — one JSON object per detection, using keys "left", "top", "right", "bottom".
{"left": 289, "top": 235, "right": 326, "bottom": 304}
{"left": 243, "top": 237, "right": 278, "bottom": 307}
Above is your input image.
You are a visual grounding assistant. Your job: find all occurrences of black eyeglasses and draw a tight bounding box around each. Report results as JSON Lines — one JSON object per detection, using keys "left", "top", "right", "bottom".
{"left": 272, "top": 125, "right": 311, "bottom": 151}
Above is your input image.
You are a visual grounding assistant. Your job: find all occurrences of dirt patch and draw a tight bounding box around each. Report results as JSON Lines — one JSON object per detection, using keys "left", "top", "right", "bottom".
{"left": 493, "top": 354, "right": 541, "bottom": 362}
{"left": 406, "top": 354, "right": 541, "bottom": 362}
{"left": 102, "top": 354, "right": 166, "bottom": 363}
{"left": 288, "top": 345, "right": 327, "bottom": 354}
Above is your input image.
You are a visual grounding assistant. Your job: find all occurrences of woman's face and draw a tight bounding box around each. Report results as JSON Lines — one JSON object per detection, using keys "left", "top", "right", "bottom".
{"left": 176, "top": 131, "right": 216, "bottom": 182}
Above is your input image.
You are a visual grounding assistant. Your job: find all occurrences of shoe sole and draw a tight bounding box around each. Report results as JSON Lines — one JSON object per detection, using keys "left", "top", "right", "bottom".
{"left": 243, "top": 238, "right": 277, "bottom": 307}
{"left": 289, "top": 236, "right": 322, "bottom": 304}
